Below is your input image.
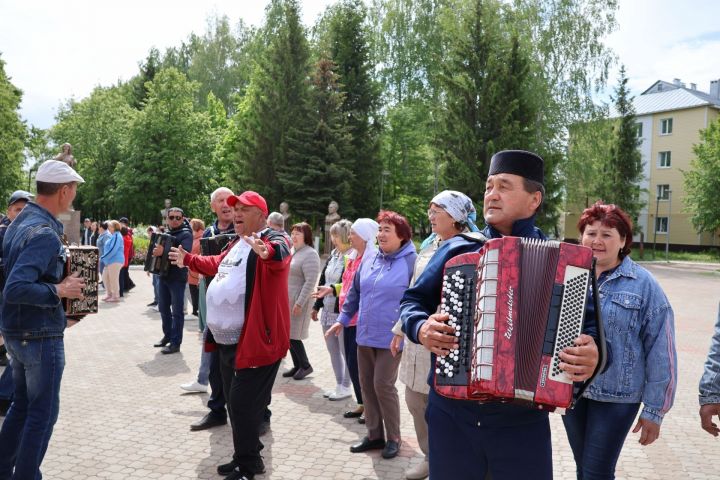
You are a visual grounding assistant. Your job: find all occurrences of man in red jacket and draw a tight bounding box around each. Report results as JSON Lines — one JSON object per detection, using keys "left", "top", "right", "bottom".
{"left": 169, "top": 191, "right": 291, "bottom": 480}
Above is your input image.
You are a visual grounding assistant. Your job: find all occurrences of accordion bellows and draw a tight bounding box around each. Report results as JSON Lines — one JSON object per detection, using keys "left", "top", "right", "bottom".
{"left": 434, "top": 237, "right": 593, "bottom": 411}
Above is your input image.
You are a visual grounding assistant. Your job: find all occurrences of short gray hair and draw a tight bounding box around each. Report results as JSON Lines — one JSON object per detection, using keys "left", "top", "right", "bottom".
{"left": 267, "top": 211, "right": 284, "bottom": 229}
{"left": 210, "top": 187, "right": 234, "bottom": 203}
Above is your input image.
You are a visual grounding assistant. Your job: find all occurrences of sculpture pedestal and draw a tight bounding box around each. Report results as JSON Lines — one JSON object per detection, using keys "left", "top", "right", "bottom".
{"left": 58, "top": 210, "right": 81, "bottom": 245}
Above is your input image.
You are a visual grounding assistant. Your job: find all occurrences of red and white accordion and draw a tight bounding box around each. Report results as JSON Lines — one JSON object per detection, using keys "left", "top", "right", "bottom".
{"left": 434, "top": 237, "right": 594, "bottom": 410}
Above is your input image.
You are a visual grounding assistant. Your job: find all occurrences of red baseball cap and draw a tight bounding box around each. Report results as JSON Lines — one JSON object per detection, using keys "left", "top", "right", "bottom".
{"left": 227, "top": 191, "right": 268, "bottom": 216}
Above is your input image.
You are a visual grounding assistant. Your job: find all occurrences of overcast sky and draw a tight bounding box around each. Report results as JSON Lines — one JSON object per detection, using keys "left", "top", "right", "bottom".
{"left": 1, "top": 0, "right": 719, "bottom": 130}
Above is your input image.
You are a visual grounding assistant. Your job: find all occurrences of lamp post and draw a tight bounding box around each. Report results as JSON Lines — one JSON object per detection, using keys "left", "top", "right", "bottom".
{"left": 665, "top": 190, "right": 672, "bottom": 262}
{"left": 652, "top": 193, "right": 660, "bottom": 260}
{"left": 379, "top": 169, "right": 390, "bottom": 210}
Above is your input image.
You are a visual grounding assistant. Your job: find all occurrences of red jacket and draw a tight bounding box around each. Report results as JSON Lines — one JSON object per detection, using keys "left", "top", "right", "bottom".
{"left": 184, "top": 228, "right": 291, "bottom": 369}
{"left": 122, "top": 233, "right": 133, "bottom": 268}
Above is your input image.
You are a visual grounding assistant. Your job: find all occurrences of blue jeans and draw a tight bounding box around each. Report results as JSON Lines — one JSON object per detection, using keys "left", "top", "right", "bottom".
{"left": 562, "top": 397, "right": 641, "bottom": 480}
{"left": 152, "top": 274, "right": 160, "bottom": 304}
{"left": 197, "top": 348, "right": 211, "bottom": 386}
{"left": 158, "top": 277, "right": 186, "bottom": 347}
{"left": 0, "top": 337, "right": 65, "bottom": 480}
{"left": 0, "top": 363, "right": 14, "bottom": 401}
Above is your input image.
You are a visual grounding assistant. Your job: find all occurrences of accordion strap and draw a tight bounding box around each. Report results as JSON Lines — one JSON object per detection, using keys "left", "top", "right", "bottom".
{"left": 455, "top": 231, "right": 488, "bottom": 244}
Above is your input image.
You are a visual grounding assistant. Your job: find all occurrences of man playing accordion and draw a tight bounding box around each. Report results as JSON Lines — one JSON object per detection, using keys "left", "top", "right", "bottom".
{"left": 400, "top": 150, "right": 603, "bottom": 480}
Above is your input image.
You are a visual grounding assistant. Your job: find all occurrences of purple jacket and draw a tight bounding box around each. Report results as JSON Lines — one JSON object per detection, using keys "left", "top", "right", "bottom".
{"left": 337, "top": 240, "right": 417, "bottom": 349}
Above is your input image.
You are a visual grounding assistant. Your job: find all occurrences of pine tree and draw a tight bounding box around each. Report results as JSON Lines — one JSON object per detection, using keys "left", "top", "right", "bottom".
{"left": 437, "top": 0, "right": 538, "bottom": 202}
{"left": 231, "top": 0, "right": 313, "bottom": 211}
{"left": 279, "top": 57, "right": 353, "bottom": 226}
{"left": 602, "top": 65, "right": 644, "bottom": 225}
{"left": 326, "top": 0, "right": 381, "bottom": 217}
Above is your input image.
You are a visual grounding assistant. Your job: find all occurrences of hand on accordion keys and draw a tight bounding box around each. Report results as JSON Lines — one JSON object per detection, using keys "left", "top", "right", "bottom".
{"left": 557, "top": 333, "right": 598, "bottom": 382}
{"left": 169, "top": 246, "right": 186, "bottom": 267}
{"left": 419, "top": 312, "right": 459, "bottom": 357}
{"left": 57, "top": 272, "right": 86, "bottom": 300}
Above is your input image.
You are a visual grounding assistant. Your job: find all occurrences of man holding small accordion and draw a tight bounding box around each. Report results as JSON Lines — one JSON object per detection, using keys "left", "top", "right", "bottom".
{"left": 400, "top": 150, "right": 604, "bottom": 480}
{"left": 0, "top": 160, "right": 87, "bottom": 479}
{"left": 151, "top": 207, "right": 193, "bottom": 355}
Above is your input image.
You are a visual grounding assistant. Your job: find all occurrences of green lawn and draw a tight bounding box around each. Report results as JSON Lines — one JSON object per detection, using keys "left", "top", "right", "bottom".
{"left": 632, "top": 248, "right": 720, "bottom": 263}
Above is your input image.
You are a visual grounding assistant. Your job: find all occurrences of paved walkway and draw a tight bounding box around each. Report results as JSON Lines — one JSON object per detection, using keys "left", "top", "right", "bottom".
{"left": 1, "top": 262, "right": 719, "bottom": 479}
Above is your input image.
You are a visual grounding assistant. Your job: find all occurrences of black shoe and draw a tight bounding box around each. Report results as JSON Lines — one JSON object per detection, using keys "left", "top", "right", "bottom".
{"left": 147, "top": 302, "right": 158, "bottom": 307}
{"left": 358, "top": 413, "right": 366, "bottom": 424}
{"left": 382, "top": 440, "right": 401, "bottom": 459}
{"left": 293, "top": 365, "right": 313, "bottom": 380}
{"left": 161, "top": 344, "right": 180, "bottom": 354}
{"left": 258, "top": 420, "right": 270, "bottom": 436}
{"left": 224, "top": 468, "right": 253, "bottom": 480}
{"left": 350, "top": 436, "right": 386, "bottom": 453}
{"left": 282, "top": 367, "right": 299, "bottom": 378}
{"left": 191, "top": 413, "right": 227, "bottom": 431}
{"left": 217, "top": 460, "right": 237, "bottom": 476}
{"left": 153, "top": 338, "right": 169, "bottom": 348}
{"left": 343, "top": 408, "right": 363, "bottom": 419}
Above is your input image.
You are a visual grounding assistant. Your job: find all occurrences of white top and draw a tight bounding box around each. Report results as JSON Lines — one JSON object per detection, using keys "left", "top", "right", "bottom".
{"left": 206, "top": 240, "right": 252, "bottom": 344}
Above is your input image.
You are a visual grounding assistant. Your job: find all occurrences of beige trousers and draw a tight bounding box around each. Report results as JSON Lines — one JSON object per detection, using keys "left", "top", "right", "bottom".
{"left": 405, "top": 386, "right": 429, "bottom": 459}
{"left": 102, "top": 262, "right": 122, "bottom": 298}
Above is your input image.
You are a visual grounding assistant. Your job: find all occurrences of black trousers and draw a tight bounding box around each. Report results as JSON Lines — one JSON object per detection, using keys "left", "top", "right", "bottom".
{"left": 343, "top": 326, "right": 363, "bottom": 405}
{"left": 119, "top": 266, "right": 135, "bottom": 296}
{"left": 188, "top": 284, "right": 199, "bottom": 314}
{"left": 289, "top": 339, "right": 311, "bottom": 369}
{"left": 217, "top": 344, "right": 279, "bottom": 475}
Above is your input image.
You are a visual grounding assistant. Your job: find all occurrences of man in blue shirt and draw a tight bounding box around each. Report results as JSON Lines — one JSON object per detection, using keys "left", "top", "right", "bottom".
{"left": 0, "top": 190, "right": 34, "bottom": 417}
{"left": 0, "top": 160, "right": 86, "bottom": 479}
{"left": 400, "top": 150, "right": 601, "bottom": 480}
{"left": 699, "top": 305, "right": 720, "bottom": 436}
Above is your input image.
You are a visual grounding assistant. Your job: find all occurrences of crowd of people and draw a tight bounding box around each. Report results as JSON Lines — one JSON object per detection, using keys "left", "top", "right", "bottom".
{"left": 0, "top": 151, "right": 719, "bottom": 480}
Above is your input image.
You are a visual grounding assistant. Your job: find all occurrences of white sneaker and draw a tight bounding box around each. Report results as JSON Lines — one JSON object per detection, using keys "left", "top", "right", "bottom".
{"left": 406, "top": 460, "right": 429, "bottom": 480}
{"left": 328, "top": 385, "right": 352, "bottom": 401}
{"left": 180, "top": 381, "right": 207, "bottom": 393}
{"left": 323, "top": 389, "right": 335, "bottom": 398}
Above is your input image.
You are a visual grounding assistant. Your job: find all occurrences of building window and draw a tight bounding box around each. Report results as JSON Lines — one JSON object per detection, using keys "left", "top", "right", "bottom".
{"left": 656, "top": 184, "right": 670, "bottom": 200}
{"left": 660, "top": 118, "right": 673, "bottom": 135}
{"left": 655, "top": 217, "right": 668, "bottom": 234}
{"left": 658, "top": 151, "right": 671, "bottom": 168}
{"left": 635, "top": 122, "right": 643, "bottom": 138}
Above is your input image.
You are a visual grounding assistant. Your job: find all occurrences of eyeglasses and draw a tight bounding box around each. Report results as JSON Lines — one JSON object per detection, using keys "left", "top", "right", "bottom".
{"left": 168, "top": 216, "right": 182, "bottom": 220}
{"left": 427, "top": 209, "right": 444, "bottom": 218}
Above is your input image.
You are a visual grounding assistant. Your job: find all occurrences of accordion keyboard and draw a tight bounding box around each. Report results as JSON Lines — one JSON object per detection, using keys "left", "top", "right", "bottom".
{"left": 436, "top": 263, "right": 476, "bottom": 385}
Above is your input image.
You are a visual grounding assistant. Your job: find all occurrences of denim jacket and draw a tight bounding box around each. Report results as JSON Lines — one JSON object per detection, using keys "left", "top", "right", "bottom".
{"left": 1, "top": 202, "right": 67, "bottom": 339}
{"left": 699, "top": 304, "right": 720, "bottom": 405}
{"left": 584, "top": 255, "right": 677, "bottom": 425}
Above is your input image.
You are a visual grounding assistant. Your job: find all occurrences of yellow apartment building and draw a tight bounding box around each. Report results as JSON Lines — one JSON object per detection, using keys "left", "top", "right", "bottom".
{"left": 563, "top": 78, "right": 720, "bottom": 249}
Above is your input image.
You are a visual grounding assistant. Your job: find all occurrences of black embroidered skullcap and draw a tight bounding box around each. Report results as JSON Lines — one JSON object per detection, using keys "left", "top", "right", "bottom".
{"left": 488, "top": 150, "right": 544, "bottom": 186}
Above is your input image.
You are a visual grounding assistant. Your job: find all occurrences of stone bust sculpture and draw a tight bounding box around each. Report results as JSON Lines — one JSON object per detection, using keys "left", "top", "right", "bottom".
{"left": 279, "top": 202, "right": 291, "bottom": 232}
{"left": 55, "top": 143, "right": 76, "bottom": 168}
{"left": 324, "top": 201, "right": 341, "bottom": 254}
{"left": 160, "top": 198, "right": 172, "bottom": 227}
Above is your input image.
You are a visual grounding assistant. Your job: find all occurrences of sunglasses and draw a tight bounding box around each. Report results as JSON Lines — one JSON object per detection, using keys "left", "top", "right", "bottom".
{"left": 168, "top": 215, "right": 182, "bottom": 220}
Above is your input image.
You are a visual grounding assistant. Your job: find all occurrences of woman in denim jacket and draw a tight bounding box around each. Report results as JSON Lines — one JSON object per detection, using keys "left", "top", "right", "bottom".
{"left": 562, "top": 202, "right": 677, "bottom": 479}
